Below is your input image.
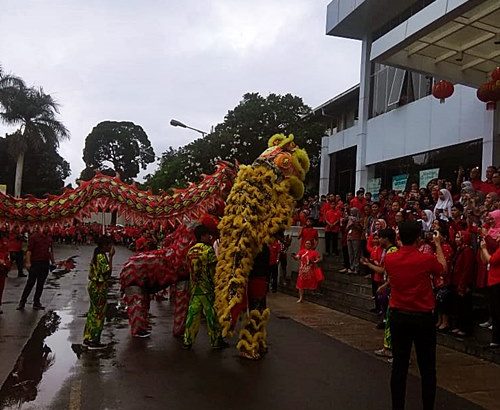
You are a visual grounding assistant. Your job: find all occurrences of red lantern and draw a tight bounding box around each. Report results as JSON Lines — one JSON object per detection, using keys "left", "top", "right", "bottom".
{"left": 491, "top": 67, "right": 500, "bottom": 82}
{"left": 432, "top": 80, "right": 454, "bottom": 103}
{"left": 477, "top": 81, "right": 500, "bottom": 111}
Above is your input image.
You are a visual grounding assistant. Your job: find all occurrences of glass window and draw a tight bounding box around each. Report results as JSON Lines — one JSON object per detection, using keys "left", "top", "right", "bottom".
{"left": 387, "top": 68, "right": 406, "bottom": 107}
{"left": 372, "top": 140, "right": 482, "bottom": 190}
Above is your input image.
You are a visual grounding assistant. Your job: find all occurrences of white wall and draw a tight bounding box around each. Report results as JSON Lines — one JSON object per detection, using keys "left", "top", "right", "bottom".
{"left": 364, "top": 85, "right": 493, "bottom": 165}
{"left": 327, "top": 124, "right": 360, "bottom": 153}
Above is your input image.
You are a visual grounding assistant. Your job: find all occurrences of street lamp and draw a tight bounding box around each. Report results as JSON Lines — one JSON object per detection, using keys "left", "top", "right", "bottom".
{"left": 170, "top": 119, "right": 208, "bottom": 137}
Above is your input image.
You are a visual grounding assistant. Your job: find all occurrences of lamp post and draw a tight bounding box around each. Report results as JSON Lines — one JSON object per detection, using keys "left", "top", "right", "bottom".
{"left": 170, "top": 119, "right": 208, "bottom": 137}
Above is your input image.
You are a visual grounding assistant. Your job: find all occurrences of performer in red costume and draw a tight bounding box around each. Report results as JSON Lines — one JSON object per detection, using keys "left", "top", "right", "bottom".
{"left": 120, "top": 215, "right": 220, "bottom": 338}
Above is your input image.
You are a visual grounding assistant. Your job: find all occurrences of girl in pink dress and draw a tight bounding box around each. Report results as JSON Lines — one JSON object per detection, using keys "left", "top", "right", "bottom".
{"left": 293, "top": 240, "right": 324, "bottom": 303}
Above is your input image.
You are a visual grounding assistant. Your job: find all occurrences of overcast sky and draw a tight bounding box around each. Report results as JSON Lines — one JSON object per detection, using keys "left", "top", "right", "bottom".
{"left": 0, "top": 0, "right": 361, "bottom": 184}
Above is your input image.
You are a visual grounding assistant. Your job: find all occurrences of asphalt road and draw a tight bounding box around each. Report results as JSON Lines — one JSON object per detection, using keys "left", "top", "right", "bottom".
{"left": 0, "top": 245, "right": 484, "bottom": 410}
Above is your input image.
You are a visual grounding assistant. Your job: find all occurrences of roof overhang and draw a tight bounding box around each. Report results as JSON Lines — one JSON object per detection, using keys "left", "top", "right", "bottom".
{"left": 303, "top": 84, "right": 360, "bottom": 122}
{"left": 371, "top": 0, "right": 500, "bottom": 87}
{"left": 326, "top": 0, "right": 418, "bottom": 40}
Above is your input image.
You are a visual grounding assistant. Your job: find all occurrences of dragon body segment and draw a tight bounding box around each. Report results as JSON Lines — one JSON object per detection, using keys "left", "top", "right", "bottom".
{"left": 0, "top": 161, "right": 237, "bottom": 229}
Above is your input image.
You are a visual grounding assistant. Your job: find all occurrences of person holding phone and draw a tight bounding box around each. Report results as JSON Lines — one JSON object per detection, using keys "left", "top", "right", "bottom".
{"left": 384, "top": 221, "right": 446, "bottom": 410}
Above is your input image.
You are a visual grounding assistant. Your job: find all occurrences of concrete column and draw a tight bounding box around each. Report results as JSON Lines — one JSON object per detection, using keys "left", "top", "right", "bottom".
{"left": 481, "top": 106, "right": 499, "bottom": 173}
{"left": 319, "top": 135, "right": 330, "bottom": 196}
{"left": 355, "top": 34, "right": 372, "bottom": 190}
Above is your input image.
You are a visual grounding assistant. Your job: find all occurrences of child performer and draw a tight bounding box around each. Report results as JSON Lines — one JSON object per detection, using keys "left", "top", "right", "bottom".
{"left": 83, "top": 236, "right": 115, "bottom": 349}
{"left": 293, "top": 240, "right": 324, "bottom": 303}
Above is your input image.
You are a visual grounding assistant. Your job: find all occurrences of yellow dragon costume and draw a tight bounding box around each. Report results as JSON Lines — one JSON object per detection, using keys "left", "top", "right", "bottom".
{"left": 214, "top": 133, "right": 309, "bottom": 359}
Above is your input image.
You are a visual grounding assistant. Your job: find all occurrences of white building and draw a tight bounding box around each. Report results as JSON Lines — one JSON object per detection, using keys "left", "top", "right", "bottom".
{"left": 317, "top": 0, "right": 500, "bottom": 196}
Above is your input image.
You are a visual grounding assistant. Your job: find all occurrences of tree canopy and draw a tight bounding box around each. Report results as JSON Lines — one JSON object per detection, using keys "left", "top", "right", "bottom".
{"left": 0, "top": 65, "right": 70, "bottom": 197}
{"left": 146, "top": 93, "right": 326, "bottom": 192}
{"left": 0, "top": 133, "right": 70, "bottom": 197}
{"left": 81, "top": 121, "right": 155, "bottom": 182}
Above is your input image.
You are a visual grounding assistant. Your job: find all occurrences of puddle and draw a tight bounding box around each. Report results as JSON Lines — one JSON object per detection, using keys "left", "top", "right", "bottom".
{"left": 0, "top": 310, "right": 77, "bottom": 409}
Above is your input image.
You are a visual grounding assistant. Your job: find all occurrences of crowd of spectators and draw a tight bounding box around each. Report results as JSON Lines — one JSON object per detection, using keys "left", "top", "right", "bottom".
{"left": 293, "top": 165, "right": 500, "bottom": 347}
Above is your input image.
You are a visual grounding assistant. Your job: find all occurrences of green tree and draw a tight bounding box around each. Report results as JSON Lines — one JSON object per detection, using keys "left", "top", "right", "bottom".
{"left": 146, "top": 93, "right": 326, "bottom": 192}
{"left": 0, "top": 65, "right": 25, "bottom": 108}
{"left": 0, "top": 132, "right": 70, "bottom": 197}
{"left": 0, "top": 85, "right": 69, "bottom": 196}
{"left": 82, "top": 121, "right": 155, "bottom": 182}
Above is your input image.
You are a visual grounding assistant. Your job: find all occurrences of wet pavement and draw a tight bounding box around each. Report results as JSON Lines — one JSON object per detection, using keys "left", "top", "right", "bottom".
{"left": 0, "top": 245, "right": 492, "bottom": 409}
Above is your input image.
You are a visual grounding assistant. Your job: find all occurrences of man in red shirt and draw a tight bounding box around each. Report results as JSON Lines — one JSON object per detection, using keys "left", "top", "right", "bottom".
{"left": 350, "top": 190, "right": 367, "bottom": 215}
{"left": 384, "top": 221, "right": 446, "bottom": 410}
{"left": 325, "top": 206, "right": 342, "bottom": 256}
{"left": 8, "top": 228, "right": 26, "bottom": 277}
{"left": 17, "top": 227, "right": 55, "bottom": 310}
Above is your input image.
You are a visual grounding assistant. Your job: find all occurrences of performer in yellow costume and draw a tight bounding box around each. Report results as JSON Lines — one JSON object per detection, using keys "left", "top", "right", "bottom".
{"left": 215, "top": 134, "right": 309, "bottom": 359}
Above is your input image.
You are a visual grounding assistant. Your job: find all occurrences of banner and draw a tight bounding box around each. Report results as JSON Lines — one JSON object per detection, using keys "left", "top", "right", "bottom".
{"left": 392, "top": 174, "right": 408, "bottom": 192}
{"left": 419, "top": 168, "right": 440, "bottom": 188}
{"left": 366, "top": 178, "right": 382, "bottom": 201}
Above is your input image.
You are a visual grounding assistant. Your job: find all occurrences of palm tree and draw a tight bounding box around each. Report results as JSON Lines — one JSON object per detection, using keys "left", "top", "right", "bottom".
{"left": 0, "top": 65, "right": 25, "bottom": 115}
{"left": 0, "top": 85, "right": 69, "bottom": 196}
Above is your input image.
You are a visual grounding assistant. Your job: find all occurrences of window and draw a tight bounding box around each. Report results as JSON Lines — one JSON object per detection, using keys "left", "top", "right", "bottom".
{"left": 370, "top": 63, "right": 432, "bottom": 118}
{"left": 387, "top": 68, "right": 406, "bottom": 107}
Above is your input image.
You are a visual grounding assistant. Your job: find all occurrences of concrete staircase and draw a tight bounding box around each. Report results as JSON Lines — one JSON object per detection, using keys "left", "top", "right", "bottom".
{"left": 279, "top": 255, "right": 500, "bottom": 365}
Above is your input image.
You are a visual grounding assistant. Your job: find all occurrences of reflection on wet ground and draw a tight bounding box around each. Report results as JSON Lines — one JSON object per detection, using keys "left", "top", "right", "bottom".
{"left": 0, "top": 311, "right": 62, "bottom": 409}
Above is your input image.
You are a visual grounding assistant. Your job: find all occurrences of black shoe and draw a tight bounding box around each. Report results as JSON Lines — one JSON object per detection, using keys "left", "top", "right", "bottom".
{"left": 16, "top": 304, "right": 25, "bottom": 310}
{"left": 212, "top": 340, "right": 230, "bottom": 349}
{"left": 376, "top": 321, "right": 385, "bottom": 330}
{"left": 133, "top": 330, "right": 151, "bottom": 338}
{"left": 18, "top": 273, "right": 27, "bottom": 278}
{"left": 33, "top": 304, "right": 45, "bottom": 310}
{"left": 369, "top": 308, "right": 379, "bottom": 313}
{"left": 182, "top": 343, "right": 192, "bottom": 350}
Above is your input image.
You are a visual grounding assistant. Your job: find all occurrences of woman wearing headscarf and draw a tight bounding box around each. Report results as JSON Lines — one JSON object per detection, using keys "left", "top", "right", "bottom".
{"left": 434, "top": 189, "right": 453, "bottom": 221}
{"left": 420, "top": 209, "right": 435, "bottom": 233}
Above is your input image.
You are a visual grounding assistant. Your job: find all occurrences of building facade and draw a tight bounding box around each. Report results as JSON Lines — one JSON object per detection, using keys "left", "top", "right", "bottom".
{"left": 319, "top": 0, "right": 500, "bottom": 196}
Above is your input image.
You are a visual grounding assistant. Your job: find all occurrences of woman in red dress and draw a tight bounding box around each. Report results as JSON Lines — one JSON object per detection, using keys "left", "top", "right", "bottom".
{"left": 298, "top": 218, "right": 318, "bottom": 250}
{"left": 0, "top": 231, "right": 12, "bottom": 314}
{"left": 293, "top": 240, "right": 324, "bottom": 303}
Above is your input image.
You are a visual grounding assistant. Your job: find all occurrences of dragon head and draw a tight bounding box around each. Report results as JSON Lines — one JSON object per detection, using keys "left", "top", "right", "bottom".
{"left": 256, "top": 133, "right": 310, "bottom": 199}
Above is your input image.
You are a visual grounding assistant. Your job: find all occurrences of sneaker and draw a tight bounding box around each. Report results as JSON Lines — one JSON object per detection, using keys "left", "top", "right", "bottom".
{"left": 488, "top": 325, "right": 493, "bottom": 331}
{"left": 488, "top": 343, "right": 500, "bottom": 349}
{"left": 182, "top": 343, "right": 192, "bottom": 350}
{"left": 479, "top": 320, "right": 492, "bottom": 328}
{"left": 33, "top": 304, "right": 45, "bottom": 310}
{"left": 133, "top": 330, "right": 151, "bottom": 338}
{"left": 339, "top": 268, "right": 348, "bottom": 273}
{"left": 374, "top": 348, "right": 392, "bottom": 358}
{"left": 83, "top": 340, "right": 107, "bottom": 350}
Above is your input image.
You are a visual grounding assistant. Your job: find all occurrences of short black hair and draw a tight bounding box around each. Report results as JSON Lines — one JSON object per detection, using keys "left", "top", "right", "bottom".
{"left": 378, "top": 228, "right": 396, "bottom": 244}
{"left": 452, "top": 202, "right": 464, "bottom": 212}
{"left": 194, "top": 224, "right": 211, "bottom": 242}
{"left": 398, "top": 221, "right": 422, "bottom": 245}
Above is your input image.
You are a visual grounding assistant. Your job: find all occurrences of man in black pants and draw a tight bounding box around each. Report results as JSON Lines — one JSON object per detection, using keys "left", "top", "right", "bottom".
{"left": 17, "top": 227, "right": 55, "bottom": 310}
{"left": 384, "top": 221, "right": 446, "bottom": 410}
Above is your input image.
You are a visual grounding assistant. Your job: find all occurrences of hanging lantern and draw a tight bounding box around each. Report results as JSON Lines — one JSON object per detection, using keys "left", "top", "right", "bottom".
{"left": 432, "top": 80, "right": 454, "bottom": 103}
{"left": 477, "top": 81, "right": 500, "bottom": 111}
{"left": 491, "top": 67, "right": 500, "bottom": 82}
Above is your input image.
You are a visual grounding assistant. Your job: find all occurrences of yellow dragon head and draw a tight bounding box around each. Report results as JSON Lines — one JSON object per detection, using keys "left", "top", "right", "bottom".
{"left": 256, "top": 133, "right": 310, "bottom": 200}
